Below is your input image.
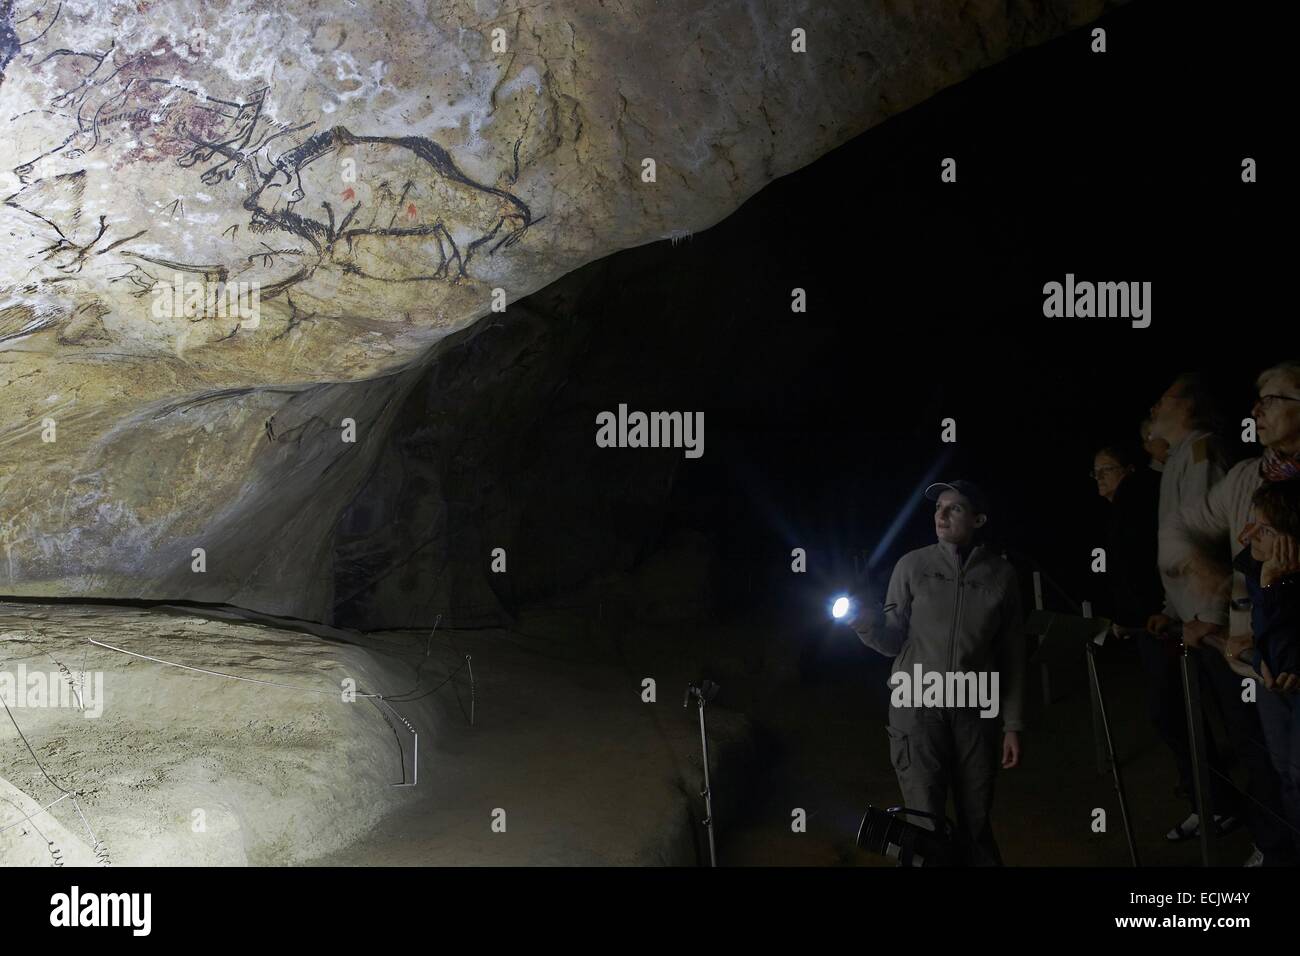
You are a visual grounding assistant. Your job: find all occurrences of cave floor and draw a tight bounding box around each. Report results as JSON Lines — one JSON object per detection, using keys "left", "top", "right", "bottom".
{"left": 715, "top": 623, "right": 1259, "bottom": 867}
{"left": 0, "top": 602, "right": 412, "bottom": 865}
{"left": 324, "top": 608, "right": 1260, "bottom": 867}
{"left": 311, "top": 608, "right": 759, "bottom": 866}
{"left": 1, "top": 601, "right": 1263, "bottom": 867}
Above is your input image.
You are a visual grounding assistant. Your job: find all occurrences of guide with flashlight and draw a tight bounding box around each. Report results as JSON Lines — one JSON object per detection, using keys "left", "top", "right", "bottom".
{"left": 843, "top": 480, "right": 1027, "bottom": 866}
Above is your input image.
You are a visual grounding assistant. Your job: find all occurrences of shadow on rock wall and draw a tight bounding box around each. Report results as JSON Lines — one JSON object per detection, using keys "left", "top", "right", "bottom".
{"left": 331, "top": 249, "right": 709, "bottom": 631}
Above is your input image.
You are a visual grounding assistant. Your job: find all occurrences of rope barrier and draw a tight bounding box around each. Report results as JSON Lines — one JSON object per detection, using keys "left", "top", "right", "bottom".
{"left": 0, "top": 791, "right": 72, "bottom": 836}
{"left": 85, "top": 637, "right": 386, "bottom": 698}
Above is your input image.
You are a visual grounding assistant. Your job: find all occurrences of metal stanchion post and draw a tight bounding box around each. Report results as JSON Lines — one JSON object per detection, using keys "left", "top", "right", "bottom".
{"left": 1082, "top": 600, "right": 1109, "bottom": 776}
{"left": 684, "top": 680, "right": 721, "bottom": 867}
{"left": 1034, "top": 571, "right": 1051, "bottom": 705}
{"left": 1086, "top": 640, "right": 1140, "bottom": 866}
{"left": 1180, "top": 644, "right": 1214, "bottom": 867}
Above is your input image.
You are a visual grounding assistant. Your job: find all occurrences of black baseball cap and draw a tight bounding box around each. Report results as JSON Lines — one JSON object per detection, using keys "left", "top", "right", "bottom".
{"left": 924, "top": 480, "right": 990, "bottom": 516}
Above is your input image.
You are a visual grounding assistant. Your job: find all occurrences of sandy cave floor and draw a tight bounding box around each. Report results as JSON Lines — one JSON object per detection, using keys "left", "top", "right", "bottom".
{"left": 323, "top": 608, "right": 1261, "bottom": 867}
{"left": 0, "top": 602, "right": 415, "bottom": 865}
{"left": 1, "top": 600, "right": 1265, "bottom": 866}
{"left": 0, "top": 601, "right": 748, "bottom": 866}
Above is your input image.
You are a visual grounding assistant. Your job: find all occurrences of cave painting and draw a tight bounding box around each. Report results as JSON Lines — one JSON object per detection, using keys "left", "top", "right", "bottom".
{"left": 4, "top": 23, "right": 539, "bottom": 316}
{"left": 238, "top": 126, "right": 537, "bottom": 285}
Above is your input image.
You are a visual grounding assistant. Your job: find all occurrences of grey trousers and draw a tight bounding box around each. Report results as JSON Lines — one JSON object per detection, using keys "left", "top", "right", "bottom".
{"left": 886, "top": 705, "right": 1003, "bottom": 866}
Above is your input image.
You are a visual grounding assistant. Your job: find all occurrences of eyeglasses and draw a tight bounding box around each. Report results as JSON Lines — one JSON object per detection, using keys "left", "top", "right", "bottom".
{"left": 1089, "top": 466, "right": 1124, "bottom": 479}
{"left": 1257, "top": 394, "right": 1300, "bottom": 410}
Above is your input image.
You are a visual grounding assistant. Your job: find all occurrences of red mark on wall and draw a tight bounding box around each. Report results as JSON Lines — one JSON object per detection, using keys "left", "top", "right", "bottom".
{"left": 341, "top": 187, "right": 356, "bottom": 201}
{"left": 406, "top": 203, "right": 418, "bottom": 219}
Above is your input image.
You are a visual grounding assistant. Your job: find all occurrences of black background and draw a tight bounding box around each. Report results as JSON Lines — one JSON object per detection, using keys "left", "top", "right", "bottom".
{"left": 586, "top": 0, "right": 1287, "bottom": 613}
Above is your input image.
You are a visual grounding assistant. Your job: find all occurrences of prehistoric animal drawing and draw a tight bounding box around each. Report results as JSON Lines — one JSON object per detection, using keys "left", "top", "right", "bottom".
{"left": 238, "top": 126, "right": 537, "bottom": 283}
{"left": 4, "top": 12, "right": 541, "bottom": 317}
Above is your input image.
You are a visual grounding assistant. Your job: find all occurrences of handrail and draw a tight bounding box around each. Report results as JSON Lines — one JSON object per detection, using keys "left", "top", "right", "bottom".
{"left": 1002, "top": 547, "right": 1083, "bottom": 615}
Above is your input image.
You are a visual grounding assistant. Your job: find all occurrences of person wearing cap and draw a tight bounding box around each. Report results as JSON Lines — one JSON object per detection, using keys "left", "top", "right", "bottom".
{"left": 850, "top": 479, "right": 1025, "bottom": 866}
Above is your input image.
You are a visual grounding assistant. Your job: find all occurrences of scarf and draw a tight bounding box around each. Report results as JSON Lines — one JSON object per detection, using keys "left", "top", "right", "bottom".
{"left": 1260, "top": 446, "right": 1300, "bottom": 483}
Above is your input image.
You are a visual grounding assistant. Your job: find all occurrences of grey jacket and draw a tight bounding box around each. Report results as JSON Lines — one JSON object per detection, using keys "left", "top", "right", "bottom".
{"left": 853, "top": 541, "right": 1027, "bottom": 732}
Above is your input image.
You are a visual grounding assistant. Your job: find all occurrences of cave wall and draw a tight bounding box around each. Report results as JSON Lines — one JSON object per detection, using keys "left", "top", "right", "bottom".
{"left": 331, "top": 251, "right": 700, "bottom": 630}
{"left": 0, "top": 0, "right": 1124, "bottom": 622}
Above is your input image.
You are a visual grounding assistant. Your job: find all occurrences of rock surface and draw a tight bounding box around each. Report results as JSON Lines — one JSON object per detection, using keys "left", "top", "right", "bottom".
{"left": 0, "top": 601, "right": 418, "bottom": 864}
{"left": 0, "top": 0, "right": 1122, "bottom": 620}
{"left": 0, "top": 600, "right": 754, "bottom": 865}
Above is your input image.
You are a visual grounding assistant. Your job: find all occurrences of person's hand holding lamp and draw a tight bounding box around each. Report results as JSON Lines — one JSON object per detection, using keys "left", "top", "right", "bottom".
{"left": 829, "top": 591, "right": 891, "bottom": 632}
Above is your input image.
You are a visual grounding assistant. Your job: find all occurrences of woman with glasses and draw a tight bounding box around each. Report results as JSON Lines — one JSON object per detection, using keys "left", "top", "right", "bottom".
{"left": 1092, "top": 443, "right": 1163, "bottom": 626}
{"left": 1093, "top": 441, "right": 1241, "bottom": 843}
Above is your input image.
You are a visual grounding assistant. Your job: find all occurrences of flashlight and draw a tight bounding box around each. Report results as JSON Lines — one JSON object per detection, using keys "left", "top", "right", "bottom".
{"left": 830, "top": 593, "right": 895, "bottom": 624}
